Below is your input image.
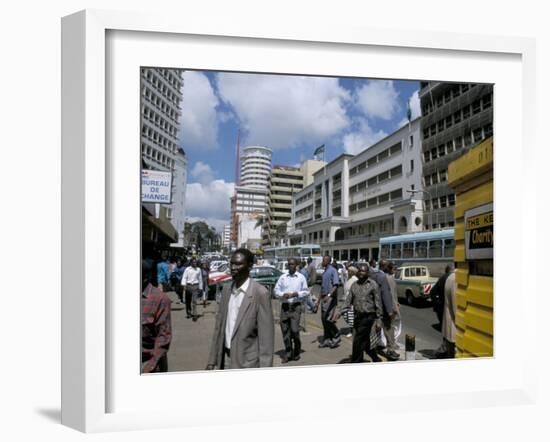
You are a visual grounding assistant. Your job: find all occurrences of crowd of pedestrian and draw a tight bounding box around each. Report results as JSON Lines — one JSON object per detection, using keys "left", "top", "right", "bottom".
{"left": 141, "top": 248, "right": 457, "bottom": 373}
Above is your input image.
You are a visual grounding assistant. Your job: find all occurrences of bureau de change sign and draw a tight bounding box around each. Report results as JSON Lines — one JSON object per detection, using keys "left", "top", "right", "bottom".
{"left": 464, "top": 202, "right": 493, "bottom": 260}
{"left": 141, "top": 169, "right": 172, "bottom": 204}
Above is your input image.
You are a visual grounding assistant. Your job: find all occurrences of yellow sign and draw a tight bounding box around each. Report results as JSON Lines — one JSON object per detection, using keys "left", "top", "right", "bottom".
{"left": 466, "top": 211, "right": 493, "bottom": 231}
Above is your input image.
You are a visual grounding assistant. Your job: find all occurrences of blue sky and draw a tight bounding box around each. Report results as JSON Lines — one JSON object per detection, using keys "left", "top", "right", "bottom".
{"left": 178, "top": 70, "right": 421, "bottom": 232}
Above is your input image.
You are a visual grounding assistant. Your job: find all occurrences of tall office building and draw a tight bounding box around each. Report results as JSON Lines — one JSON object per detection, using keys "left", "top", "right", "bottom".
{"left": 140, "top": 67, "right": 187, "bottom": 239}
{"left": 230, "top": 145, "right": 273, "bottom": 248}
{"left": 240, "top": 146, "right": 272, "bottom": 189}
{"left": 221, "top": 224, "right": 231, "bottom": 249}
{"left": 262, "top": 160, "right": 325, "bottom": 247}
{"left": 290, "top": 120, "right": 423, "bottom": 261}
{"left": 170, "top": 148, "right": 188, "bottom": 245}
{"left": 419, "top": 81, "right": 493, "bottom": 230}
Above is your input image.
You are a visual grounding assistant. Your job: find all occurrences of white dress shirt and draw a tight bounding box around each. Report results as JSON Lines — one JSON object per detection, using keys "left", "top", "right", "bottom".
{"left": 181, "top": 266, "right": 203, "bottom": 290}
{"left": 225, "top": 278, "right": 250, "bottom": 349}
{"left": 274, "top": 272, "right": 309, "bottom": 304}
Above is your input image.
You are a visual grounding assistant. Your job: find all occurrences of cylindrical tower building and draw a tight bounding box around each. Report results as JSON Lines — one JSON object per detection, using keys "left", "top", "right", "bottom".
{"left": 240, "top": 145, "right": 272, "bottom": 189}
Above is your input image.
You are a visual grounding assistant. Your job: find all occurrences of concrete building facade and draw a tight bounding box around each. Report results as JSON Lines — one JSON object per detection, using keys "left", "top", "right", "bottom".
{"left": 140, "top": 67, "right": 186, "bottom": 239}
{"left": 419, "top": 81, "right": 493, "bottom": 230}
{"left": 230, "top": 145, "right": 273, "bottom": 249}
{"left": 240, "top": 145, "right": 273, "bottom": 189}
{"left": 221, "top": 224, "right": 231, "bottom": 249}
{"left": 290, "top": 119, "right": 423, "bottom": 261}
{"left": 170, "top": 148, "right": 188, "bottom": 245}
{"left": 262, "top": 160, "right": 326, "bottom": 247}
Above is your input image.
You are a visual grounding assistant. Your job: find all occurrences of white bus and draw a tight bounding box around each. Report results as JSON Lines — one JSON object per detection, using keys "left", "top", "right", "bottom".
{"left": 262, "top": 244, "right": 321, "bottom": 264}
{"left": 379, "top": 229, "right": 455, "bottom": 277}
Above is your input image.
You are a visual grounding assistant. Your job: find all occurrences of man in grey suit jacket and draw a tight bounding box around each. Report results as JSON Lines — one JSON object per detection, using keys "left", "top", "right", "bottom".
{"left": 206, "top": 248, "right": 274, "bottom": 370}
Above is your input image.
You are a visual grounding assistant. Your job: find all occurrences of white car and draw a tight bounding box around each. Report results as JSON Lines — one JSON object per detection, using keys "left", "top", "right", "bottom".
{"left": 275, "top": 261, "right": 289, "bottom": 275}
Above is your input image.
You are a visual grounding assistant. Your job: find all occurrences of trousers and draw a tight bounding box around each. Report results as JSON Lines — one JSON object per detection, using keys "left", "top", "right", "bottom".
{"left": 352, "top": 312, "right": 379, "bottom": 363}
{"left": 280, "top": 303, "right": 302, "bottom": 358}
{"left": 185, "top": 284, "right": 200, "bottom": 317}
{"left": 321, "top": 297, "right": 339, "bottom": 342}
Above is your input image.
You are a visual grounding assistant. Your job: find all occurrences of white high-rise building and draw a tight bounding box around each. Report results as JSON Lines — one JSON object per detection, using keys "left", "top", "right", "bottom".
{"left": 171, "top": 148, "right": 188, "bottom": 244}
{"left": 222, "top": 224, "right": 231, "bottom": 249}
{"left": 231, "top": 145, "right": 273, "bottom": 247}
{"left": 290, "top": 119, "right": 423, "bottom": 262}
{"left": 240, "top": 146, "right": 272, "bottom": 189}
{"left": 140, "top": 67, "right": 186, "bottom": 237}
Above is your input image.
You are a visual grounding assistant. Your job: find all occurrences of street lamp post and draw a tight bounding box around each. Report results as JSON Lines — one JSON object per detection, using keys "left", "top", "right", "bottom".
{"left": 406, "top": 189, "right": 432, "bottom": 231}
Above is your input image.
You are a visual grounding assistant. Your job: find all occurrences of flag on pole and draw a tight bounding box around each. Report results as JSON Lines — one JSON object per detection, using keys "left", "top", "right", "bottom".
{"left": 407, "top": 99, "right": 412, "bottom": 122}
{"left": 313, "top": 144, "right": 325, "bottom": 160}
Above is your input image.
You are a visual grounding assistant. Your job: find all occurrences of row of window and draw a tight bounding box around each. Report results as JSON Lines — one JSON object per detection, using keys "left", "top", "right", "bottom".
{"left": 423, "top": 123, "right": 493, "bottom": 163}
{"left": 341, "top": 220, "right": 393, "bottom": 239}
{"left": 381, "top": 239, "right": 455, "bottom": 260}
{"left": 142, "top": 106, "right": 178, "bottom": 139}
{"left": 141, "top": 143, "right": 174, "bottom": 169}
{"left": 295, "top": 205, "right": 313, "bottom": 217}
{"left": 270, "top": 196, "right": 291, "bottom": 203}
{"left": 296, "top": 192, "right": 313, "bottom": 205}
{"left": 155, "top": 68, "right": 183, "bottom": 91}
{"left": 423, "top": 169, "right": 448, "bottom": 187}
{"left": 422, "top": 94, "right": 492, "bottom": 140}
{"left": 424, "top": 194, "right": 455, "bottom": 211}
{"left": 142, "top": 69, "right": 182, "bottom": 106}
{"left": 141, "top": 124, "right": 177, "bottom": 153}
{"left": 349, "top": 142, "right": 403, "bottom": 177}
{"left": 349, "top": 165, "right": 403, "bottom": 194}
{"left": 349, "top": 188, "right": 403, "bottom": 213}
{"left": 422, "top": 83, "right": 473, "bottom": 116}
{"left": 142, "top": 88, "right": 179, "bottom": 123}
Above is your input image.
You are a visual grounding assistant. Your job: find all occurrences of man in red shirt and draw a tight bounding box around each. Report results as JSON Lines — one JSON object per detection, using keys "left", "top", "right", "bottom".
{"left": 141, "top": 258, "right": 172, "bottom": 373}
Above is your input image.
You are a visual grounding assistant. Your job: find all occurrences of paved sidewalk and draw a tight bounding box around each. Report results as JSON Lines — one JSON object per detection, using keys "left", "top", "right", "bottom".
{"left": 164, "top": 286, "right": 433, "bottom": 373}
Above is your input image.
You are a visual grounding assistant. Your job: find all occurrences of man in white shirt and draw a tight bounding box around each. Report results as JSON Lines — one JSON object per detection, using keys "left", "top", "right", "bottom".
{"left": 181, "top": 258, "right": 203, "bottom": 321}
{"left": 206, "top": 249, "right": 274, "bottom": 370}
{"left": 274, "top": 258, "right": 310, "bottom": 363}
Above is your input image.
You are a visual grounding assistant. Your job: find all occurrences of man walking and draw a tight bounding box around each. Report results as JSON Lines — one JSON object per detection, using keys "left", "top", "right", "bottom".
{"left": 141, "top": 258, "right": 172, "bottom": 373}
{"left": 370, "top": 260, "right": 399, "bottom": 361}
{"left": 431, "top": 265, "right": 452, "bottom": 330}
{"left": 156, "top": 253, "right": 170, "bottom": 292}
{"left": 206, "top": 248, "right": 274, "bottom": 370}
{"left": 181, "top": 258, "right": 203, "bottom": 321}
{"left": 274, "top": 258, "right": 310, "bottom": 363}
{"left": 305, "top": 257, "right": 318, "bottom": 313}
{"left": 382, "top": 261, "right": 402, "bottom": 356}
{"left": 335, "top": 263, "right": 382, "bottom": 363}
{"left": 316, "top": 255, "right": 341, "bottom": 348}
{"left": 436, "top": 270, "right": 457, "bottom": 359}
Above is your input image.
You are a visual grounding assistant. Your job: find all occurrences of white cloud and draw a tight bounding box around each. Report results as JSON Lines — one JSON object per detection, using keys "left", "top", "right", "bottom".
{"left": 409, "top": 89, "right": 421, "bottom": 119}
{"left": 216, "top": 73, "right": 351, "bottom": 149}
{"left": 179, "top": 71, "right": 220, "bottom": 151}
{"left": 342, "top": 118, "right": 387, "bottom": 155}
{"left": 396, "top": 89, "right": 421, "bottom": 129}
{"left": 190, "top": 161, "right": 215, "bottom": 184}
{"left": 185, "top": 180, "right": 234, "bottom": 231}
{"left": 355, "top": 80, "right": 399, "bottom": 120}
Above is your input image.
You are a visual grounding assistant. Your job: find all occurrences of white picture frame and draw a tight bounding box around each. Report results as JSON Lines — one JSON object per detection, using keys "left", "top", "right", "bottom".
{"left": 61, "top": 9, "right": 537, "bottom": 433}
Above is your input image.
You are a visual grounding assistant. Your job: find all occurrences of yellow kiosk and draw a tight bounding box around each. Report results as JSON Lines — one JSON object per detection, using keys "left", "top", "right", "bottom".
{"left": 448, "top": 137, "right": 493, "bottom": 358}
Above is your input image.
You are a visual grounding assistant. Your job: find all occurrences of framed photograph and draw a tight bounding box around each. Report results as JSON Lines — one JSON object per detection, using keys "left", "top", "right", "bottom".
{"left": 62, "top": 9, "right": 536, "bottom": 433}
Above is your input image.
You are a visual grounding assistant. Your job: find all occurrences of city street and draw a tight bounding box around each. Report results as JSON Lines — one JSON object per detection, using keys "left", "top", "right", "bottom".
{"left": 164, "top": 285, "right": 443, "bottom": 373}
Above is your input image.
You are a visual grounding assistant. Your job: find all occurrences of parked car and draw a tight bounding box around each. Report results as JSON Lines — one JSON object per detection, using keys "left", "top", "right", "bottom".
{"left": 394, "top": 265, "right": 438, "bottom": 305}
{"left": 275, "top": 261, "right": 289, "bottom": 275}
{"left": 250, "top": 266, "right": 283, "bottom": 297}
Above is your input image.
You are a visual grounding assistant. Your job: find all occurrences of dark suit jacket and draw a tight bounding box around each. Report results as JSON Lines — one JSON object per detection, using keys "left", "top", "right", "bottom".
{"left": 207, "top": 278, "right": 274, "bottom": 369}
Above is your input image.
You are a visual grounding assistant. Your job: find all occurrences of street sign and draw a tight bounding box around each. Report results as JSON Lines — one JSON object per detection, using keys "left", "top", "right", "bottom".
{"left": 141, "top": 169, "right": 172, "bottom": 204}
{"left": 464, "top": 202, "right": 493, "bottom": 260}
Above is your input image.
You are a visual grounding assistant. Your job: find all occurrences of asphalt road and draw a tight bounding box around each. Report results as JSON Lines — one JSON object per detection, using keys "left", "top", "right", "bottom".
{"left": 163, "top": 285, "right": 444, "bottom": 373}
